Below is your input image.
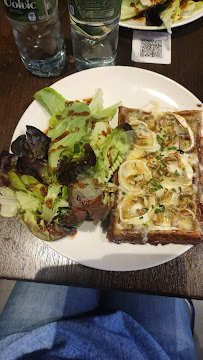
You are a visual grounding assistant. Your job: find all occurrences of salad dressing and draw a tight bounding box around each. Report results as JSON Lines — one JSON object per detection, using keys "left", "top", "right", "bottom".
{"left": 68, "top": 110, "right": 90, "bottom": 117}
{"left": 180, "top": 0, "right": 188, "bottom": 9}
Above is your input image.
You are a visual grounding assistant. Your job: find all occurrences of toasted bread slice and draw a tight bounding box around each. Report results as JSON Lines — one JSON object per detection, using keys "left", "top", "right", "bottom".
{"left": 107, "top": 107, "right": 203, "bottom": 245}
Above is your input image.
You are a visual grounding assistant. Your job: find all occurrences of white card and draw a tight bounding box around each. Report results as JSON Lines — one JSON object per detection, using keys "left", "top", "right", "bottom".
{"left": 132, "top": 30, "right": 171, "bottom": 64}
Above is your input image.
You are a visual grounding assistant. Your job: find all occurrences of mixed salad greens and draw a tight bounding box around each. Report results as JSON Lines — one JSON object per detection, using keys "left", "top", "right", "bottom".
{"left": 0, "top": 88, "right": 135, "bottom": 241}
{"left": 120, "top": 0, "right": 203, "bottom": 33}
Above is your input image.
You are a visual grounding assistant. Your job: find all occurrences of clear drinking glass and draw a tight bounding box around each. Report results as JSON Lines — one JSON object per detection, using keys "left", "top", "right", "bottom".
{"left": 68, "top": 0, "right": 122, "bottom": 71}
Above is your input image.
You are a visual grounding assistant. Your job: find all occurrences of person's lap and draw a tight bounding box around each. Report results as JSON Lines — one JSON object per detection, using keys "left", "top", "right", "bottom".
{"left": 0, "top": 281, "right": 196, "bottom": 359}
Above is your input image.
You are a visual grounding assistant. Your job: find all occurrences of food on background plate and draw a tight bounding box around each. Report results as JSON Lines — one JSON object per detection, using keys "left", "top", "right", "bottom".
{"left": 120, "top": 0, "right": 203, "bottom": 32}
{"left": 107, "top": 106, "right": 203, "bottom": 245}
{"left": 0, "top": 88, "right": 135, "bottom": 241}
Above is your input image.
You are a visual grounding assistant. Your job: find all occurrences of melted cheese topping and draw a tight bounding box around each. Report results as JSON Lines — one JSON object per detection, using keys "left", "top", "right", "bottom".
{"left": 117, "top": 111, "right": 201, "bottom": 235}
{"left": 174, "top": 114, "right": 194, "bottom": 151}
{"left": 119, "top": 160, "right": 152, "bottom": 193}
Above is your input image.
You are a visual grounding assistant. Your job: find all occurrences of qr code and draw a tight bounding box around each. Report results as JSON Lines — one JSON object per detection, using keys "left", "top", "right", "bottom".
{"left": 140, "top": 39, "right": 163, "bottom": 58}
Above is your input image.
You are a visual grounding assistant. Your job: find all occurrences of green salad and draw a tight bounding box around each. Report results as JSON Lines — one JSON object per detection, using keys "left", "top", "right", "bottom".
{"left": 0, "top": 88, "right": 135, "bottom": 241}
{"left": 120, "top": 0, "right": 203, "bottom": 33}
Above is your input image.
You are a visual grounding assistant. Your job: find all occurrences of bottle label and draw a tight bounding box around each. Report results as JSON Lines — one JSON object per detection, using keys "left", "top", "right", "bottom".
{"left": 69, "top": 0, "right": 122, "bottom": 22}
{"left": 2, "top": 0, "right": 57, "bottom": 22}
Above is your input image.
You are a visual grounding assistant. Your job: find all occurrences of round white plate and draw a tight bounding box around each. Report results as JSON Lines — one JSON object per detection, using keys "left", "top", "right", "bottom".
{"left": 12, "top": 66, "right": 202, "bottom": 271}
{"left": 119, "top": 8, "right": 203, "bottom": 30}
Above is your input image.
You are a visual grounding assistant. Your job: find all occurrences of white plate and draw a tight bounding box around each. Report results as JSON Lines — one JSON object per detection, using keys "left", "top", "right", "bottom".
{"left": 119, "top": 8, "right": 203, "bottom": 30}
{"left": 12, "top": 66, "right": 202, "bottom": 271}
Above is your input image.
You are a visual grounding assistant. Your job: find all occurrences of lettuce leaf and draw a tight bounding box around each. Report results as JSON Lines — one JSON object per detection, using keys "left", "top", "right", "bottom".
{"left": 181, "top": 0, "right": 203, "bottom": 14}
{"left": 8, "top": 170, "right": 28, "bottom": 191}
{"left": 88, "top": 88, "right": 104, "bottom": 115}
{"left": 121, "top": 0, "right": 146, "bottom": 20}
{"left": 56, "top": 144, "right": 96, "bottom": 185}
{"left": 41, "top": 183, "right": 69, "bottom": 222}
{"left": 48, "top": 101, "right": 91, "bottom": 172}
{"left": 89, "top": 88, "right": 122, "bottom": 121}
{"left": 34, "top": 87, "right": 66, "bottom": 115}
{"left": 0, "top": 187, "right": 19, "bottom": 217}
{"left": 15, "top": 190, "right": 42, "bottom": 213}
{"left": 160, "top": 0, "right": 181, "bottom": 33}
{"left": 89, "top": 123, "right": 135, "bottom": 183}
{"left": 11, "top": 126, "right": 50, "bottom": 160}
{"left": 9, "top": 126, "right": 51, "bottom": 184}
{"left": 20, "top": 175, "right": 47, "bottom": 200}
{"left": 18, "top": 210, "right": 69, "bottom": 241}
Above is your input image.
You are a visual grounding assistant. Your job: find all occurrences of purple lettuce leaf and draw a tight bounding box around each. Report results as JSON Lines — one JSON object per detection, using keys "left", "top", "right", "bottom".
{"left": 16, "top": 157, "right": 49, "bottom": 184}
{"left": 56, "top": 144, "right": 96, "bottom": 185}
{"left": 11, "top": 126, "right": 51, "bottom": 160}
{"left": 0, "top": 151, "right": 17, "bottom": 174}
{"left": 26, "top": 126, "right": 51, "bottom": 160}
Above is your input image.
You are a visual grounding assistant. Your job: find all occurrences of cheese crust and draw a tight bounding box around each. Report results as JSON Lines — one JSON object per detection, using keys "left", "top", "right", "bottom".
{"left": 107, "top": 107, "right": 203, "bottom": 245}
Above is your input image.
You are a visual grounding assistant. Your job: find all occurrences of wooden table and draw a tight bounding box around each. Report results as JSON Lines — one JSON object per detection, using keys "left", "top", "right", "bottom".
{"left": 0, "top": 2, "right": 202, "bottom": 299}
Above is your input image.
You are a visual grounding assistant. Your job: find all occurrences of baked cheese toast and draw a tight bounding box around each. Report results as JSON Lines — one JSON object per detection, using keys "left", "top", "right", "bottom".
{"left": 107, "top": 107, "right": 203, "bottom": 245}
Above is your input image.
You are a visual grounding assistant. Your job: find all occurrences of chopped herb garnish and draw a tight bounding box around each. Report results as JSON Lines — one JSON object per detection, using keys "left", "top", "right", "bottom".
{"left": 157, "top": 135, "right": 164, "bottom": 151}
{"left": 154, "top": 209, "right": 161, "bottom": 213}
{"left": 168, "top": 146, "right": 177, "bottom": 150}
{"left": 143, "top": 142, "right": 148, "bottom": 145}
{"left": 150, "top": 184, "right": 163, "bottom": 192}
{"left": 147, "top": 178, "right": 153, "bottom": 184}
{"left": 139, "top": 216, "right": 143, "bottom": 219}
{"left": 171, "top": 179, "right": 176, "bottom": 182}
{"left": 154, "top": 204, "right": 165, "bottom": 213}
{"left": 158, "top": 168, "right": 163, "bottom": 176}
{"left": 172, "top": 188, "right": 176, "bottom": 192}
{"left": 156, "top": 154, "right": 164, "bottom": 160}
{"left": 122, "top": 192, "right": 126, "bottom": 195}
{"left": 183, "top": 167, "right": 185, "bottom": 171}
{"left": 179, "top": 187, "right": 182, "bottom": 191}
{"left": 152, "top": 205, "right": 154, "bottom": 209}
{"left": 161, "top": 160, "right": 167, "bottom": 168}
{"left": 143, "top": 208, "right": 149, "bottom": 211}
{"left": 134, "top": 175, "right": 138, "bottom": 178}
{"left": 174, "top": 170, "right": 180, "bottom": 177}
{"left": 141, "top": 186, "right": 144, "bottom": 189}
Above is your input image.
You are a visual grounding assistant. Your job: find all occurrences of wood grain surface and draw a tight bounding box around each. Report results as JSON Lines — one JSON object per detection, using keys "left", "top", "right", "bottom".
{"left": 0, "top": 2, "right": 202, "bottom": 298}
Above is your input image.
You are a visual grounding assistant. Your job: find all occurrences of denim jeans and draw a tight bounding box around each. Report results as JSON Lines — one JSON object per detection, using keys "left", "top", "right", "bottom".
{"left": 0, "top": 282, "right": 196, "bottom": 360}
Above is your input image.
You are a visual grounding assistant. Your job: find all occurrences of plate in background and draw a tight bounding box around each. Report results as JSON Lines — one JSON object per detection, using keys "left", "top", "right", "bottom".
{"left": 119, "top": 8, "right": 203, "bottom": 30}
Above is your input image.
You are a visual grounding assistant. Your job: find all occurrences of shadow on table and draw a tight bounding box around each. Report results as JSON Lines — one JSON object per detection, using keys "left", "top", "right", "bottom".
{"left": 34, "top": 251, "right": 188, "bottom": 298}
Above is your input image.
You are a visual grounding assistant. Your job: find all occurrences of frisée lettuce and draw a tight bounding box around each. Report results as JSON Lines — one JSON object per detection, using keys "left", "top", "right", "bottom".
{"left": 0, "top": 88, "right": 134, "bottom": 241}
